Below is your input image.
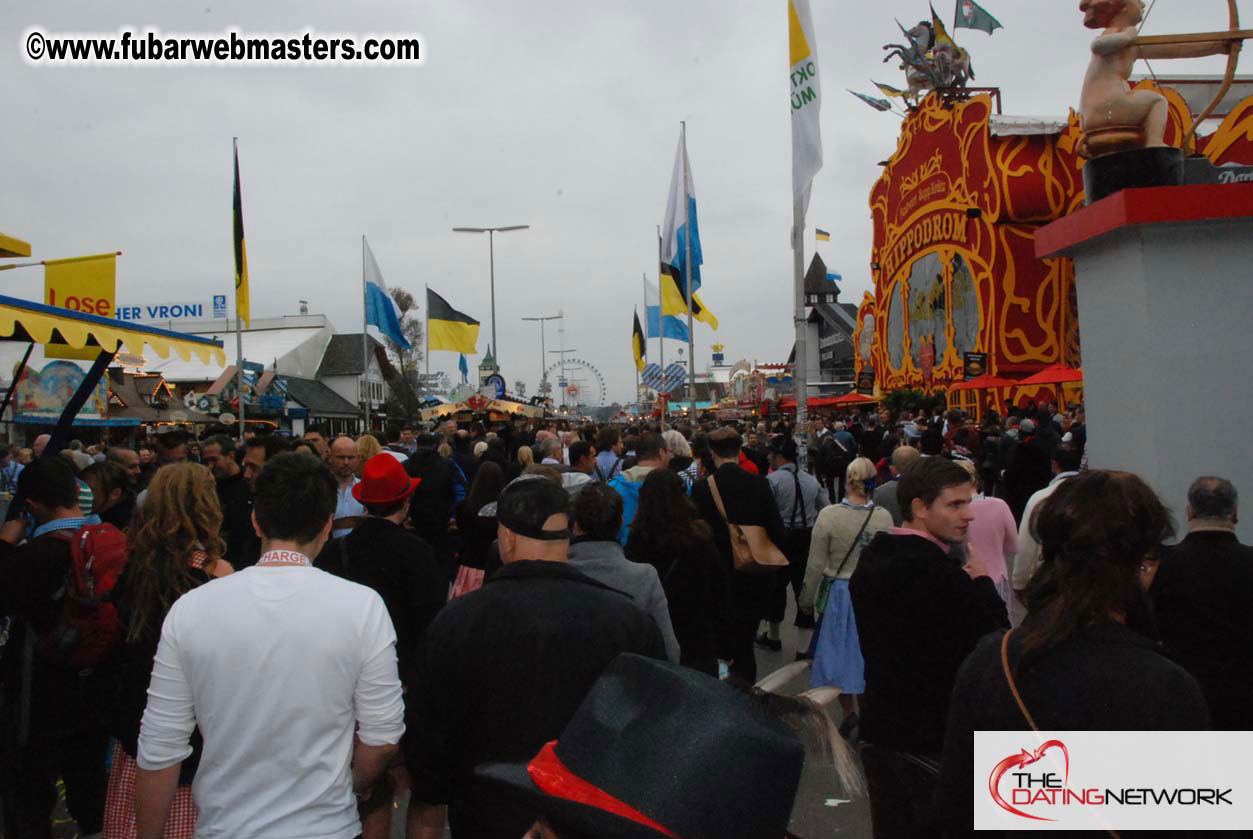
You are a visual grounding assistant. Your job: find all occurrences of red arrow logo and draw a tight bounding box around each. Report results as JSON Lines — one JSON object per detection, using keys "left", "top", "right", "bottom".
{"left": 988, "top": 740, "right": 1069, "bottom": 821}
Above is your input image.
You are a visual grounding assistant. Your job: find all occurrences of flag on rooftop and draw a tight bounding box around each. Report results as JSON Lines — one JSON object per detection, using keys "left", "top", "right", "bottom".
{"left": 827, "top": 272, "right": 842, "bottom": 282}
{"left": 955, "top": 0, "right": 1003, "bottom": 34}
{"left": 458, "top": 353, "right": 469, "bottom": 384}
{"left": 848, "top": 90, "right": 893, "bottom": 112}
{"left": 789, "top": 0, "right": 822, "bottom": 216}
{"left": 362, "top": 238, "right": 410, "bottom": 350}
{"left": 873, "top": 80, "right": 907, "bottom": 98}
{"left": 426, "top": 288, "right": 479, "bottom": 354}
{"left": 232, "top": 140, "right": 250, "bottom": 328}
{"left": 815, "top": 228, "right": 831, "bottom": 241}
{"left": 931, "top": 4, "right": 958, "bottom": 47}
{"left": 660, "top": 127, "right": 703, "bottom": 301}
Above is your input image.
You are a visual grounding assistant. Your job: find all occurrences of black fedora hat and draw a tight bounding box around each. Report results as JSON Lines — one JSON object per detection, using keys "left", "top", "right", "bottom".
{"left": 477, "top": 654, "right": 804, "bottom": 839}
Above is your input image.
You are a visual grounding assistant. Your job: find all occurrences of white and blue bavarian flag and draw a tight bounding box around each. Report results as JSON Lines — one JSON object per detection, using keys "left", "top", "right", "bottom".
{"left": 363, "top": 237, "right": 411, "bottom": 349}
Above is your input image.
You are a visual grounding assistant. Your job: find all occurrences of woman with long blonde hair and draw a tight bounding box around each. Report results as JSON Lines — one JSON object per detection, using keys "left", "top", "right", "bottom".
{"left": 104, "top": 463, "right": 231, "bottom": 839}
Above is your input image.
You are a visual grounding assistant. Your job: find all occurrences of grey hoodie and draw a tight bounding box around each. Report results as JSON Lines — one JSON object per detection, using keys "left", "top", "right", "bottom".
{"left": 566, "top": 539, "right": 680, "bottom": 664}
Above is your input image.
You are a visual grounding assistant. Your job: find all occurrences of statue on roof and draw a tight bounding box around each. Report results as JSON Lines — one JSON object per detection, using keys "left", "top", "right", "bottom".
{"left": 883, "top": 11, "right": 974, "bottom": 105}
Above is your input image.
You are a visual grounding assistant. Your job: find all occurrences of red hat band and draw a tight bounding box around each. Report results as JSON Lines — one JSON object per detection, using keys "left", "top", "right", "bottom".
{"left": 527, "top": 741, "right": 679, "bottom": 838}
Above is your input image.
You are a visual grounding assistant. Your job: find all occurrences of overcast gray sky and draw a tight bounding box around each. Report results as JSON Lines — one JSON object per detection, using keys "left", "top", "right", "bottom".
{"left": 1, "top": 0, "right": 1228, "bottom": 403}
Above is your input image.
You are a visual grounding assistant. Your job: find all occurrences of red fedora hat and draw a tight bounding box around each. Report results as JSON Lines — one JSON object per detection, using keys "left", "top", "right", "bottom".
{"left": 352, "top": 453, "right": 421, "bottom": 506}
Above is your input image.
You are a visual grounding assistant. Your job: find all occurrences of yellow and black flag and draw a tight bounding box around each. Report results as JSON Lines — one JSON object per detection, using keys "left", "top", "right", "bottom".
{"left": 427, "top": 287, "right": 480, "bottom": 354}
{"left": 232, "top": 140, "right": 250, "bottom": 328}
{"left": 632, "top": 310, "right": 646, "bottom": 372}
{"left": 659, "top": 265, "right": 719, "bottom": 329}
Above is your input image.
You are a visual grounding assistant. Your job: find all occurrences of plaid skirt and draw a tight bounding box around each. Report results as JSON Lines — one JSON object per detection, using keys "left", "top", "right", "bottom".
{"left": 103, "top": 741, "right": 198, "bottom": 839}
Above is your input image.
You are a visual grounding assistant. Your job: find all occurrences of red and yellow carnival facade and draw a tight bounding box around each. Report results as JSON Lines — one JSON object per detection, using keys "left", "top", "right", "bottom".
{"left": 853, "top": 84, "right": 1253, "bottom": 415}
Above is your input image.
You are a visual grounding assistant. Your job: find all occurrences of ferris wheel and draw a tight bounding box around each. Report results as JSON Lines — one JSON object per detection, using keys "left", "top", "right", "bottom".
{"left": 543, "top": 357, "right": 607, "bottom": 408}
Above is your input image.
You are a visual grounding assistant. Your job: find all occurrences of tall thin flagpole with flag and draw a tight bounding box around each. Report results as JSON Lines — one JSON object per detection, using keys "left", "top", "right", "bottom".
{"left": 790, "top": 0, "right": 822, "bottom": 466}
{"left": 232, "top": 138, "right": 249, "bottom": 444}
{"left": 656, "top": 227, "right": 666, "bottom": 429}
{"left": 362, "top": 234, "right": 370, "bottom": 432}
{"left": 681, "top": 122, "right": 696, "bottom": 415}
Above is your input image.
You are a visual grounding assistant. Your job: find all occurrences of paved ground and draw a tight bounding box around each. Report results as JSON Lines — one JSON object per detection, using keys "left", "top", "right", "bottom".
{"left": 29, "top": 602, "right": 873, "bottom": 839}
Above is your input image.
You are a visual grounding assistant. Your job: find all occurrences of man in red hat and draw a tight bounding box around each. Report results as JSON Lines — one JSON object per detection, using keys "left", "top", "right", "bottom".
{"left": 316, "top": 453, "right": 448, "bottom": 839}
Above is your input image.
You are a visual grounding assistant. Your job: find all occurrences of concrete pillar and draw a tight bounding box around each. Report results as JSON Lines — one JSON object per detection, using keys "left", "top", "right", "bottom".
{"left": 1037, "top": 183, "right": 1253, "bottom": 542}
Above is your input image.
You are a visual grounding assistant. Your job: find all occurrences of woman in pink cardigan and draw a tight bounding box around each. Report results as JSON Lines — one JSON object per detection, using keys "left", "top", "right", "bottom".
{"left": 956, "top": 459, "right": 1017, "bottom": 603}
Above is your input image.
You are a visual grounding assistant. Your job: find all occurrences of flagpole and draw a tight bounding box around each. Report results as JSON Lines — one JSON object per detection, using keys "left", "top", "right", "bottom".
{"left": 362, "top": 235, "right": 370, "bottom": 433}
{"left": 233, "top": 137, "right": 245, "bottom": 446}
{"left": 424, "top": 284, "right": 430, "bottom": 377}
{"left": 681, "top": 122, "right": 696, "bottom": 417}
{"left": 656, "top": 227, "right": 666, "bottom": 431}
{"left": 633, "top": 307, "right": 641, "bottom": 411}
{"left": 640, "top": 272, "right": 647, "bottom": 413}
{"left": 793, "top": 208, "right": 809, "bottom": 470}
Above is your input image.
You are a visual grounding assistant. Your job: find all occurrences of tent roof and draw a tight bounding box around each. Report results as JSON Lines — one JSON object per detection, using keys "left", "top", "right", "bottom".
{"left": 0, "top": 294, "right": 224, "bottom": 365}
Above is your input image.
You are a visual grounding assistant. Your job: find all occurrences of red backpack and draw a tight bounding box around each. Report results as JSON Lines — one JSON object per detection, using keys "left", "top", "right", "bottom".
{"left": 36, "top": 522, "right": 129, "bottom": 669}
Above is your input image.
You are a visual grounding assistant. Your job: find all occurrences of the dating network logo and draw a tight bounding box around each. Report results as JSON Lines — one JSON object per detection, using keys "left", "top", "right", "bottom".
{"left": 988, "top": 739, "right": 1070, "bottom": 820}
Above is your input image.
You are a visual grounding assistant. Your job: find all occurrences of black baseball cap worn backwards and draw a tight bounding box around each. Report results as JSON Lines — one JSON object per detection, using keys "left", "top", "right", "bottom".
{"left": 496, "top": 476, "right": 571, "bottom": 541}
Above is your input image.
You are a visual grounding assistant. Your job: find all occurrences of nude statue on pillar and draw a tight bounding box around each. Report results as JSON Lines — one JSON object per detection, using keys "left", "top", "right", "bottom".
{"left": 1078, "top": 0, "right": 1229, "bottom": 158}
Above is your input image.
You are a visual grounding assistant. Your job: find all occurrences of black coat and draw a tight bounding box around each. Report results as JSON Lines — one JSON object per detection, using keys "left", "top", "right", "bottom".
{"left": 315, "top": 517, "right": 446, "bottom": 687}
{"left": 850, "top": 531, "right": 1008, "bottom": 755}
{"left": 107, "top": 561, "right": 213, "bottom": 785}
{"left": 217, "top": 471, "right": 258, "bottom": 569}
{"left": 691, "top": 463, "right": 787, "bottom": 621}
{"left": 405, "top": 448, "right": 461, "bottom": 576}
{"left": 1151, "top": 528, "right": 1253, "bottom": 730}
{"left": 403, "top": 560, "right": 665, "bottom": 839}
{"left": 935, "top": 622, "right": 1209, "bottom": 838}
{"left": 626, "top": 521, "right": 725, "bottom": 676}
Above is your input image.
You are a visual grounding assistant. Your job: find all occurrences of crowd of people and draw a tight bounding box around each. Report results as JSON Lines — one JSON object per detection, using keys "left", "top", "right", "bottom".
{"left": 0, "top": 400, "right": 1245, "bottom": 838}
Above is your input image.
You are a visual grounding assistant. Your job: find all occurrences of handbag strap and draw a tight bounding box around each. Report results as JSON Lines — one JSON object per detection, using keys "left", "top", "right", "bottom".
{"left": 999, "top": 630, "right": 1039, "bottom": 731}
{"left": 999, "top": 630, "right": 1120, "bottom": 839}
{"left": 833, "top": 508, "right": 876, "bottom": 578}
{"left": 707, "top": 475, "right": 732, "bottom": 527}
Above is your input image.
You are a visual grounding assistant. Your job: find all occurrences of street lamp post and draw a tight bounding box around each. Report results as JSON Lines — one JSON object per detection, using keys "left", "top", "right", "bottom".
{"left": 549, "top": 348, "right": 576, "bottom": 410}
{"left": 522, "top": 314, "right": 561, "bottom": 398}
{"left": 452, "top": 224, "right": 530, "bottom": 368}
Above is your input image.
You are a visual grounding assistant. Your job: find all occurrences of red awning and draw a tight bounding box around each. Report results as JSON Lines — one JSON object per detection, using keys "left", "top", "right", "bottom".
{"left": 949, "top": 374, "right": 1017, "bottom": 392}
{"left": 1016, "top": 364, "right": 1083, "bottom": 385}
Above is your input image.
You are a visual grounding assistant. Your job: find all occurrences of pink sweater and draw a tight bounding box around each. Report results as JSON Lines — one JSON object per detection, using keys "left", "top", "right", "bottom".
{"left": 966, "top": 495, "right": 1017, "bottom": 585}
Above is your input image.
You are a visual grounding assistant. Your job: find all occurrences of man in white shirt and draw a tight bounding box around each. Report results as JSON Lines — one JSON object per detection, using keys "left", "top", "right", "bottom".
{"left": 1008, "top": 444, "right": 1082, "bottom": 626}
{"left": 134, "top": 451, "right": 404, "bottom": 839}
{"left": 329, "top": 434, "right": 365, "bottom": 538}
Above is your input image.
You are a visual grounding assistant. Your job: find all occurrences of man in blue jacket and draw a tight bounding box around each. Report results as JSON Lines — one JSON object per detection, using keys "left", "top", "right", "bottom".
{"left": 607, "top": 432, "right": 671, "bottom": 544}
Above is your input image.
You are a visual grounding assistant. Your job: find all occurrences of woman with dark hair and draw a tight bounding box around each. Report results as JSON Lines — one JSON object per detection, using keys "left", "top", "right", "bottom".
{"left": 453, "top": 461, "right": 507, "bottom": 596}
{"left": 625, "top": 469, "right": 723, "bottom": 676}
{"left": 935, "top": 470, "right": 1209, "bottom": 836}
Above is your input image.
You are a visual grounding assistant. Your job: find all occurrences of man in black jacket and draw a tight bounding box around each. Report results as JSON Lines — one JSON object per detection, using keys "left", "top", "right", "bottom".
{"left": 850, "top": 455, "right": 1008, "bottom": 757}
{"left": 316, "top": 453, "right": 447, "bottom": 839}
{"left": 691, "top": 426, "right": 786, "bottom": 683}
{"left": 1152, "top": 475, "right": 1253, "bottom": 730}
{"left": 202, "top": 434, "right": 253, "bottom": 569}
{"left": 404, "top": 477, "right": 665, "bottom": 839}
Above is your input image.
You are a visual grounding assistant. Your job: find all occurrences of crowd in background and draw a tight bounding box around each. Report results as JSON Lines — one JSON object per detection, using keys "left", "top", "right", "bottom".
{"left": 0, "top": 399, "right": 1246, "bottom": 839}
